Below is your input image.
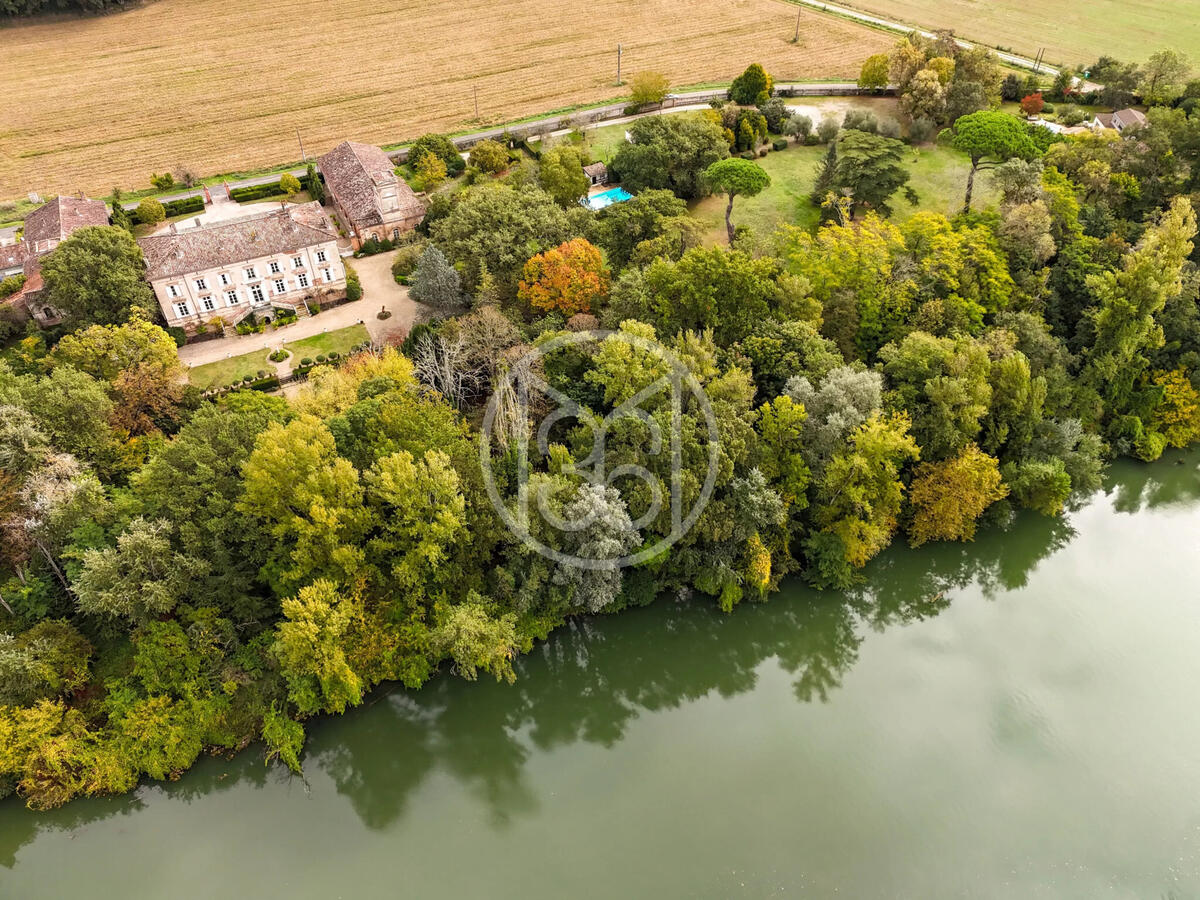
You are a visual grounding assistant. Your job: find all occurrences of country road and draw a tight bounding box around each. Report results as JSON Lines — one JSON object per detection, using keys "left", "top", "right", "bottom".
{"left": 789, "top": 0, "right": 1063, "bottom": 77}
{"left": 121, "top": 82, "right": 884, "bottom": 212}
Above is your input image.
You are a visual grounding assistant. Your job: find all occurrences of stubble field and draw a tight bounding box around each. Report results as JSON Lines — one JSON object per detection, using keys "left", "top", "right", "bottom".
{"left": 0, "top": 0, "right": 892, "bottom": 200}
{"left": 831, "top": 0, "right": 1199, "bottom": 67}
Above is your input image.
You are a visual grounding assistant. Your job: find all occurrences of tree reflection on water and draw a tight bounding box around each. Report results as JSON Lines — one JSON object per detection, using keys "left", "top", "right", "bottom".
{"left": 0, "top": 451, "right": 1194, "bottom": 855}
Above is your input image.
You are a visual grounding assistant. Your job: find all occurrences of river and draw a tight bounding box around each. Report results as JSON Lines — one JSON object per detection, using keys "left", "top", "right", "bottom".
{"left": 2, "top": 452, "right": 1199, "bottom": 898}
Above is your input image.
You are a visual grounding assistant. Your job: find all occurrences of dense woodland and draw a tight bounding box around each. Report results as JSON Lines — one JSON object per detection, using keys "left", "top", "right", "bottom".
{"left": 2, "top": 44, "right": 1200, "bottom": 809}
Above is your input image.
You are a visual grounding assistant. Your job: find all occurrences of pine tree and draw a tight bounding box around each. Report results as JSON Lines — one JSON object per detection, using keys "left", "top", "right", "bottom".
{"left": 409, "top": 245, "right": 462, "bottom": 310}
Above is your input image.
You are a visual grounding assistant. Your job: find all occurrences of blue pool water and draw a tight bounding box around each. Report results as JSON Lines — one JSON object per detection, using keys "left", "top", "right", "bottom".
{"left": 585, "top": 187, "right": 632, "bottom": 210}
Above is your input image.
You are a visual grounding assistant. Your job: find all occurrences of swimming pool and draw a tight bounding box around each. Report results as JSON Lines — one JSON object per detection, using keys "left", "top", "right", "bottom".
{"left": 585, "top": 187, "right": 632, "bottom": 210}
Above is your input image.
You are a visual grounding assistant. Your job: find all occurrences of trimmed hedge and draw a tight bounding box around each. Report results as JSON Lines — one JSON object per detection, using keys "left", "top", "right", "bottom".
{"left": 229, "top": 174, "right": 319, "bottom": 203}
{"left": 771, "top": 138, "right": 788, "bottom": 151}
{"left": 162, "top": 195, "right": 205, "bottom": 217}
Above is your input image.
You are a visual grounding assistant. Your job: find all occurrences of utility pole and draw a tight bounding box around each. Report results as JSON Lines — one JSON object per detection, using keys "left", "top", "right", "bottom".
{"left": 616, "top": 43, "right": 623, "bottom": 86}
{"left": 296, "top": 128, "right": 307, "bottom": 162}
{"left": 473, "top": 84, "right": 480, "bottom": 120}
{"left": 792, "top": 6, "right": 801, "bottom": 43}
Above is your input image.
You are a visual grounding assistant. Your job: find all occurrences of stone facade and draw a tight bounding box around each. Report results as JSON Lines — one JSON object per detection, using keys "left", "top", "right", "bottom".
{"left": 138, "top": 202, "right": 345, "bottom": 333}
{"left": 318, "top": 140, "right": 424, "bottom": 248}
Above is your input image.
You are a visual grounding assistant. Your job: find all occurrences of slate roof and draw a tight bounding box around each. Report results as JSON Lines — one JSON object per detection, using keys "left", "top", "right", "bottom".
{"left": 22, "top": 196, "right": 110, "bottom": 245}
{"left": 137, "top": 202, "right": 338, "bottom": 280}
{"left": 318, "top": 140, "right": 422, "bottom": 228}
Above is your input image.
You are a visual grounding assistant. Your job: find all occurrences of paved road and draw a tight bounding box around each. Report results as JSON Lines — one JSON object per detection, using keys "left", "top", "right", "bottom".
{"left": 791, "top": 0, "right": 1061, "bottom": 76}
{"left": 123, "top": 83, "right": 889, "bottom": 210}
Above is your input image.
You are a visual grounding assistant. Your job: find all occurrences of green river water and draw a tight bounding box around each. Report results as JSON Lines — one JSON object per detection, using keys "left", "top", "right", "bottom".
{"left": 2, "top": 452, "right": 1200, "bottom": 898}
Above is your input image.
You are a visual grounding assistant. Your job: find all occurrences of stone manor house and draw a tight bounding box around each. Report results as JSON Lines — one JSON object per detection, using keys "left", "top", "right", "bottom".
{"left": 2, "top": 135, "right": 425, "bottom": 336}
{"left": 138, "top": 202, "right": 345, "bottom": 333}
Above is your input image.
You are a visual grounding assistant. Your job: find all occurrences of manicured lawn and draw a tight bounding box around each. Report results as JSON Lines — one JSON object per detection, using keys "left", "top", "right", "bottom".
{"left": 187, "top": 348, "right": 272, "bottom": 389}
{"left": 689, "top": 140, "right": 1000, "bottom": 244}
{"left": 283, "top": 324, "right": 370, "bottom": 359}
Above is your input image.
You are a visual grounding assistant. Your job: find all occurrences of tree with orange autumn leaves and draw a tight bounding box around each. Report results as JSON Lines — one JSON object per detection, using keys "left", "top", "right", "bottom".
{"left": 517, "top": 238, "right": 610, "bottom": 316}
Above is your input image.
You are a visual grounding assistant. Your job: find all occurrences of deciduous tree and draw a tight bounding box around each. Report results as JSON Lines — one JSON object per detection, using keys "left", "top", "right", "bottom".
{"left": 518, "top": 238, "right": 610, "bottom": 315}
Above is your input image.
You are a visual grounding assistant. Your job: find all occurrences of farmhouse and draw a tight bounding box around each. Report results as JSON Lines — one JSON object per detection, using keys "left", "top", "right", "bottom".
{"left": 137, "top": 201, "right": 345, "bottom": 334}
{"left": 2, "top": 194, "right": 111, "bottom": 326}
{"left": 318, "top": 140, "right": 424, "bottom": 249}
{"left": 1094, "top": 108, "right": 1149, "bottom": 133}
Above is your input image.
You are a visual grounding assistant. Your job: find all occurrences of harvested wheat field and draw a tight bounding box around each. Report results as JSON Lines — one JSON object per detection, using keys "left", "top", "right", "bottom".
{"left": 0, "top": 0, "right": 891, "bottom": 200}
{"left": 835, "top": 0, "right": 1199, "bottom": 67}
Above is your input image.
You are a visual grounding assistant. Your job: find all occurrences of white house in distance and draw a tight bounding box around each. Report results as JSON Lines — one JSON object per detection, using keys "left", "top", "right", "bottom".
{"left": 137, "top": 201, "right": 345, "bottom": 334}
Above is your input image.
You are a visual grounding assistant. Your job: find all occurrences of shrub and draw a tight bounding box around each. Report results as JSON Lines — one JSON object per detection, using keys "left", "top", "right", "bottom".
{"left": 316, "top": 354, "right": 327, "bottom": 363}
{"left": 269, "top": 349, "right": 288, "bottom": 363}
{"left": 377, "top": 309, "right": 393, "bottom": 320}
{"left": 279, "top": 173, "right": 301, "bottom": 198}
{"left": 842, "top": 109, "right": 878, "bottom": 133}
{"left": 135, "top": 199, "right": 165, "bottom": 226}
{"left": 1059, "top": 107, "right": 1087, "bottom": 126}
{"left": 468, "top": 139, "right": 510, "bottom": 174}
{"left": 300, "top": 357, "right": 314, "bottom": 366}
{"left": 149, "top": 173, "right": 175, "bottom": 191}
{"left": 359, "top": 236, "right": 395, "bottom": 256}
{"left": 344, "top": 263, "right": 362, "bottom": 302}
{"left": 878, "top": 118, "right": 902, "bottom": 140}
{"left": 161, "top": 196, "right": 204, "bottom": 217}
{"left": 0, "top": 273, "right": 26, "bottom": 299}
{"left": 309, "top": 301, "right": 321, "bottom": 315}
{"left": 771, "top": 138, "right": 788, "bottom": 151}
{"left": 909, "top": 117, "right": 937, "bottom": 144}
{"left": 739, "top": 150, "right": 756, "bottom": 160}
{"left": 256, "top": 369, "right": 268, "bottom": 378}
{"left": 816, "top": 116, "right": 839, "bottom": 143}
{"left": 327, "top": 351, "right": 340, "bottom": 361}
{"left": 391, "top": 241, "right": 424, "bottom": 281}
{"left": 165, "top": 326, "right": 186, "bottom": 347}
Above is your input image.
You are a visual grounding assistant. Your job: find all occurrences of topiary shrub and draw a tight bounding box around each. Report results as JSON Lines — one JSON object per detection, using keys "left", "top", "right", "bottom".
{"left": 771, "top": 138, "right": 787, "bottom": 151}
{"left": 316, "top": 354, "right": 327, "bottom": 363}
{"left": 300, "top": 357, "right": 314, "bottom": 366}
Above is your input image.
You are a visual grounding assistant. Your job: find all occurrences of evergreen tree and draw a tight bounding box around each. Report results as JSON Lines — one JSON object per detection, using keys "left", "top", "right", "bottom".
{"left": 409, "top": 245, "right": 462, "bottom": 310}
{"left": 810, "top": 141, "right": 838, "bottom": 207}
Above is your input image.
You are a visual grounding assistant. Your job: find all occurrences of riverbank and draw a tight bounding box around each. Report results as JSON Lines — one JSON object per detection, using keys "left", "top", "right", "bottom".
{"left": 3, "top": 450, "right": 1197, "bottom": 896}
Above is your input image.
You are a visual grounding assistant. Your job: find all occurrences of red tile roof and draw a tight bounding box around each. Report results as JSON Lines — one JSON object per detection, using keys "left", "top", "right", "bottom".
{"left": 318, "top": 140, "right": 423, "bottom": 229}
{"left": 22, "top": 196, "right": 110, "bottom": 245}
